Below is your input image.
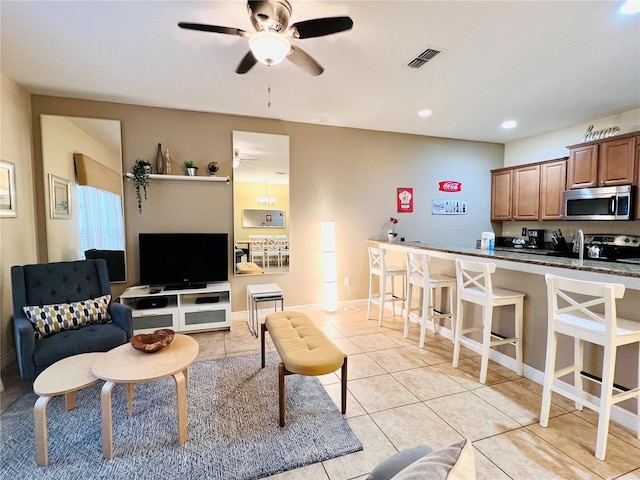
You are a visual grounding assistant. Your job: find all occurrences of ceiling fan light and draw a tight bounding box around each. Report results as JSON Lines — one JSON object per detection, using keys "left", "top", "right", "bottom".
{"left": 249, "top": 31, "right": 291, "bottom": 66}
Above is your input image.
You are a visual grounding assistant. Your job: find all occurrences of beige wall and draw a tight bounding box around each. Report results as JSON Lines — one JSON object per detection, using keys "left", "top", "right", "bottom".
{"left": 0, "top": 76, "right": 38, "bottom": 370}
{"left": 27, "top": 95, "right": 503, "bottom": 319}
{"left": 504, "top": 107, "right": 640, "bottom": 167}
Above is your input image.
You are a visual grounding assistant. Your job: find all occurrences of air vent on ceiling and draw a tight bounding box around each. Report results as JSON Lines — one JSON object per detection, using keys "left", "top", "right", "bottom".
{"left": 407, "top": 47, "right": 443, "bottom": 69}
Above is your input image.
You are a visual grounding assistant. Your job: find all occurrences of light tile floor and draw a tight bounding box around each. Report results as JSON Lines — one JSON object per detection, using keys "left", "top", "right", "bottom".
{"left": 2, "top": 306, "right": 640, "bottom": 479}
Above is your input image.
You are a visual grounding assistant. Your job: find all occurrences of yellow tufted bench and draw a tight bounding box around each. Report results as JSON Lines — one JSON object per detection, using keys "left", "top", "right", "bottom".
{"left": 236, "top": 262, "right": 263, "bottom": 274}
{"left": 261, "top": 311, "right": 347, "bottom": 427}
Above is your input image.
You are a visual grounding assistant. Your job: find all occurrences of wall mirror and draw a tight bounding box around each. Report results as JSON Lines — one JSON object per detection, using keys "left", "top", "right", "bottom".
{"left": 242, "top": 208, "right": 286, "bottom": 228}
{"left": 40, "top": 115, "right": 126, "bottom": 282}
{"left": 232, "top": 131, "right": 290, "bottom": 275}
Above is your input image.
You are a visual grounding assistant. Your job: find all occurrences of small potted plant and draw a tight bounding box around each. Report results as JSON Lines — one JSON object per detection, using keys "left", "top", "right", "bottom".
{"left": 184, "top": 161, "right": 198, "bottom": 176}
{"left": 131, "top": 158, "right": 151, "bottom": 213}
{"left": 388, "top": 217, "right": 399, "bottom": 242}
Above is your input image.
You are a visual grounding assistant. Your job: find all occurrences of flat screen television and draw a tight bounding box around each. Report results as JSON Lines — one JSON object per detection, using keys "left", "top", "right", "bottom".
{"left": 139, "top": 233, "right": 228, "bottom": 289}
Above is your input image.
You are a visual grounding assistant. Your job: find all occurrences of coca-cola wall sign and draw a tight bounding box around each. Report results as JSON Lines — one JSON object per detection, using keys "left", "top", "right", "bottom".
{"left": 438, "top": 181, "right": 462, "bottom": 192}
{"left": 432, "top": 200, "right": 467, "bottom": 215}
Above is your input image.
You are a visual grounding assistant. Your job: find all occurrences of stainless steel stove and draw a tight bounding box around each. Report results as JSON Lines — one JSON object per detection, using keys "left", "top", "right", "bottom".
{"left": 547, "top": 234, "right": 640, "bottom": 262}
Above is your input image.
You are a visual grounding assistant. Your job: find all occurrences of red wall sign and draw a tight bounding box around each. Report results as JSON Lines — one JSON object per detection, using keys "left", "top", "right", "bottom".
{"left": 438, "top": 181, "right": 462, "bottom": 192}
{"left": 397, "top": 188, "right": 413, "bottom": 212}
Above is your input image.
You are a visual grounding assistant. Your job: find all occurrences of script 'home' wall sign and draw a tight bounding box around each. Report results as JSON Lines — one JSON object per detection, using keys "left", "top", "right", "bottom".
{"left": 583, "top": 125, "right": 620, "bottom": 142}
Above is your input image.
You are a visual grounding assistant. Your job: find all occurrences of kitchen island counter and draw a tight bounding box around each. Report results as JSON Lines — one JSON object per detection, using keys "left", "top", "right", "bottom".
{"left": 383, "top": 241, "right": 639, "bottom": 285}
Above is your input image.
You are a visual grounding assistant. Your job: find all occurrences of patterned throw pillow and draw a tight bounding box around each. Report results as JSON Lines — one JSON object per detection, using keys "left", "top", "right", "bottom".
{"left": 23, "top": 294, "right": 112, "bottom": 339}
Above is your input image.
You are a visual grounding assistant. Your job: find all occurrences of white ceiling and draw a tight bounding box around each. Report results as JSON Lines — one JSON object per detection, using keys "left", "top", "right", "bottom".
{"left": 2, "top": 1, "right": 639, "bottom": 144}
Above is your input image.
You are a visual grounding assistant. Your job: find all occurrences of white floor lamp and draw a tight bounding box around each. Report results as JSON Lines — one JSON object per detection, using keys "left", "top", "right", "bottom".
{"left": 321, "top": 221, "right": 338, "bottom": 312}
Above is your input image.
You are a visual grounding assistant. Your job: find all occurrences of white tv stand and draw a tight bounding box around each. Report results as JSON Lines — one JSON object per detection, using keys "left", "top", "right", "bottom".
{"left": 120, "top": 282, "right": 231, "bottom": 334}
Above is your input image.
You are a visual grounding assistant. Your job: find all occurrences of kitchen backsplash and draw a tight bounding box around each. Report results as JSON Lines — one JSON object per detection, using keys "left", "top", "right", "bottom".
{"left": 500, "top": 220, "right": 640, "bottom": 244}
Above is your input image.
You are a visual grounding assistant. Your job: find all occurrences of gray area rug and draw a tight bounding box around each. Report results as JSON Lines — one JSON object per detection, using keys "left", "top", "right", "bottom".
{"left": 0, "top": 352, "right": 362, "bottom": 479}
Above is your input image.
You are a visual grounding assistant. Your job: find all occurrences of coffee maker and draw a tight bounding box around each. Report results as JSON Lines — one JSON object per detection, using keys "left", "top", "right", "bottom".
{"left": 526, "top": 229, "right": 545, "bottom": 249}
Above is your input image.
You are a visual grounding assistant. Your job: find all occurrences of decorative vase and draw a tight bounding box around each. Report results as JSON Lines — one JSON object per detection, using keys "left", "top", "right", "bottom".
{"left": 388, "top": 233, "right": 395, "bottom": 242}
{"left": 186, "top": 167, "right": 198, "bottom": 176}
{"left": 155, "top": 143, "right": 165, "bottom": 174}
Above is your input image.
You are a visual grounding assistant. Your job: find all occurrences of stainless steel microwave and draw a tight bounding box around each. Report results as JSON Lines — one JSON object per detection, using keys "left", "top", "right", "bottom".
{"left": 562, "top": 185, "right": 634, "bottom": 221}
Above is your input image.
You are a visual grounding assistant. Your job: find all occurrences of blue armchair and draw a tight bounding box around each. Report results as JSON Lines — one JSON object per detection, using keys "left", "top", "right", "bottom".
{"left": 11, "top": 259, "right": 133, "bottom": 381}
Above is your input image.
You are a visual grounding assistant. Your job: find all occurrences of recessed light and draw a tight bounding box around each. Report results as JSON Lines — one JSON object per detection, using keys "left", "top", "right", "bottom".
{"left": 620, "top": 0, "right": 640, "bottom": 15}
{"left": 418, "top": 109, "right": 432, "bottom": 118}
{"left": 502, "top": 120, "right": 517, "bottom": 129}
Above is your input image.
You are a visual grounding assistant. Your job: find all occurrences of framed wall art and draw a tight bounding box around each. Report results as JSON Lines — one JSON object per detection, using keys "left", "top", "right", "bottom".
{"left": 397, "top": 187, "right": 413, "bottom": 213}
{"left": 49, "top": 174, "right": 71, "bottom": 219}
{"left": 0, "top": 160, "right": 18, "bottom": 218}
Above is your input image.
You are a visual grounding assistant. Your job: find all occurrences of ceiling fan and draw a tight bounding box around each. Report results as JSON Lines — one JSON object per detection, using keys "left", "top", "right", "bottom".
{"left": 233, "top": 148, "right": 259, "bottom": 168}
{"left": 178, "top": 0, "right": 353, "bottom": 76}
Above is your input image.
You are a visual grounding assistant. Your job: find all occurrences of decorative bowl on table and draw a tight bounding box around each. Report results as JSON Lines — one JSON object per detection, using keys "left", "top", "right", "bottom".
{"left": 130, "top": 329, "right": 175, "bottom": 353}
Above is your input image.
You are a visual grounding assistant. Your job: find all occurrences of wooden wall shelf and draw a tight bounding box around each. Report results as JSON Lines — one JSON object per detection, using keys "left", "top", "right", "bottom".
{"left": 125, "top": 173, "right": 229, "bottom": 183}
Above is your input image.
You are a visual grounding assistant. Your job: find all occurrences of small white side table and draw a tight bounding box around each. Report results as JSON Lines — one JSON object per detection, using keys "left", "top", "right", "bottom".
{"left": 33, "top": 352, "right": 103, "bottom": 465}
{"left": 246, "top": 283, "right": 284, "bottom": 337}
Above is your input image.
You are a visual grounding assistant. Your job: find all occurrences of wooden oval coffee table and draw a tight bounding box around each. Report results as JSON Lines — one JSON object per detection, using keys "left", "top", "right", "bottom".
{"left": 33, "top": 352, "right": 103, "bottom": 465}
{"left": 92, "top": 334, "right": 199, "bottom": 459}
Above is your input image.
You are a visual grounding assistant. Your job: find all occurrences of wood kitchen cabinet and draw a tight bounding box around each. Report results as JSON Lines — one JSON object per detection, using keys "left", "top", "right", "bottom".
{"left": 491, "top": 157, "right": 567, "bottom": 222}
{"left": 567, "top": 133, "right": 636, "bottom": 189}
{"left": 491, "top": 168, "right": 512, "bottom": 221}
{"left": 599, "top": 136, "right": 636, "bottom": 186}
{"left": 566, "top": 144, "right": 598, "bottom": 188}
{"left": 512, "top": 164, "right": 540, "bottom": 220}
{"left": 540, "top": 159, "right": 567, "bottom": 220}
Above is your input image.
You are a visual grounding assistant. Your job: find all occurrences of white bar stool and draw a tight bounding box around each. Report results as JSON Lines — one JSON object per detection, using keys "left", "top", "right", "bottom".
{"left": 452, "top": 259, "right": 524, "bottom": 384}
{"left": 404, "top": 250, "right": 456, "bottom": 348}
{"left": 367, "top": 246, "right": 406, "bottom": 326}
{"left": 540, "top": 273, "right": 640, "bottom": 461}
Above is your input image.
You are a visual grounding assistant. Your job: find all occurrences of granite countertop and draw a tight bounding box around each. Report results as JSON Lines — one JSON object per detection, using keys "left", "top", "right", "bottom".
{"left": 383, "top": 241, "right": 640, "bottom": 279}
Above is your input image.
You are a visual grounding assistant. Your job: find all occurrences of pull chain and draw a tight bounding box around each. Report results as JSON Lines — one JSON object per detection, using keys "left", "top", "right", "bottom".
{"left": 267, "top": 66, "right": 272, "bottom": 109}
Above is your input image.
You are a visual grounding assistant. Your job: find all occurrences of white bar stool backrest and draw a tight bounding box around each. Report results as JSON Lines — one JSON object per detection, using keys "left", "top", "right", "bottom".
{"left": 545, "top": 274, "right": 625, "bottom": 342}
{"left": 455, "top": 259, "right": 496, "bottom": 306}
{"left": 406, "top": 250, "right": 430, "bottom": 286}
{"left": 368, "top": 246, "right": 384, "bottom": 276}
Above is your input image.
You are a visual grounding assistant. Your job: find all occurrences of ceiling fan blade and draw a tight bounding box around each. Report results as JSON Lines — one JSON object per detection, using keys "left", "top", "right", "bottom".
{"left": 178, "top": 22, "right": 249, "bottom": 37}
{"left": 287, "top": 46, "right": 324, "bottom": 76}
{"left": 290, "top": 17, "right": 353, "bottom": 39}
{"left": 236, "top": 51, "right": 258, "bottom": 74}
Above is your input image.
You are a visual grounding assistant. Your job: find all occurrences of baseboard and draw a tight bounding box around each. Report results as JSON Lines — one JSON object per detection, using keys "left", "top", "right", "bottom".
{"left": 232, "top": 299, "right": 368, "bottom": 323}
